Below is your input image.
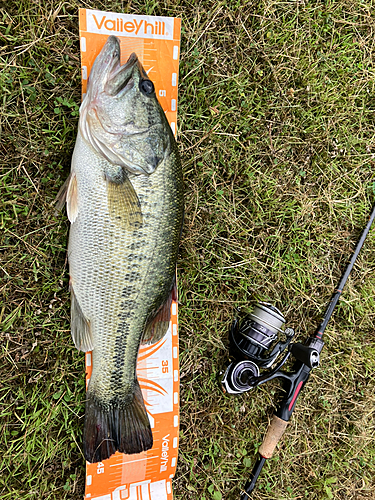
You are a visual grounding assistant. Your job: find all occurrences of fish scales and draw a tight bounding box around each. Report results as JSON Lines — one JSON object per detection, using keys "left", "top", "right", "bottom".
{"left": 69, "top": 132, "right": 182, "bottom": 400}
{"left": 61, "top": 36, "right": 184, "bottom": 463}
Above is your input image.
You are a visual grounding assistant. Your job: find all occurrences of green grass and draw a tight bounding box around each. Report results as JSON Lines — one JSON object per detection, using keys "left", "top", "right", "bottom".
{"left": 1, "top": 1, "right": 375, "bottom": 499}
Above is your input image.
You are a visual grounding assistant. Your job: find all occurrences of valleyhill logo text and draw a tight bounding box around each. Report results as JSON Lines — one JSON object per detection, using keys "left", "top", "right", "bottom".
{"left": 86, "top": 10, "right": 174, "bottom": 40}
{"left": 93, "top": 15, "right": 166, "bottom": 36}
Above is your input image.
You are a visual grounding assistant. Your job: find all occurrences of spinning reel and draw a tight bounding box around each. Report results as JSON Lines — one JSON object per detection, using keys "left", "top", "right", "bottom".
{"left": 220, "top": 202, "right": 375, "bottom": 499}
{"left": 221, "top": 302, "right": 320, "bottom": 395}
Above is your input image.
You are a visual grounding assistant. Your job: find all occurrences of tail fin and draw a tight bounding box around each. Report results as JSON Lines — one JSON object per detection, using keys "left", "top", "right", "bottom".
{"left": 83, "top": 380, "right": 153, "bottom": 463}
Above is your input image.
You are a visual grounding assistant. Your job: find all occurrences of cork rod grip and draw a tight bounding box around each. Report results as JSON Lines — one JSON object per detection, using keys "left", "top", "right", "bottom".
{"left": 258, "top": 415, "right": 288, "bottom": 459}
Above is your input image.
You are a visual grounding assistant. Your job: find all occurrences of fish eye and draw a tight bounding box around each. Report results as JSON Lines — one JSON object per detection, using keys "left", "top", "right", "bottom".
{"left": 140, "top": 79, "right": 154, "bottom": 96}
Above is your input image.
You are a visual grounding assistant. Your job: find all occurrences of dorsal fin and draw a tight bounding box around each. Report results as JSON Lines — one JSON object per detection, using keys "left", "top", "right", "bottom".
{"left": 141, "top": 280, "right": 177, "bottom": 345}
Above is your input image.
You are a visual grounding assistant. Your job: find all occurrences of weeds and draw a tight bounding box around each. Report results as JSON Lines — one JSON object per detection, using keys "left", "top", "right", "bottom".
{"left": 1, "top": 1, "right": 375, "bottom": 499}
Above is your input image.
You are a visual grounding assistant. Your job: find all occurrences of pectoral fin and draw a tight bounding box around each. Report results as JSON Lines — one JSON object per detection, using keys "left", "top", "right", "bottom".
{"left": 106, "top": 175, "right": 143, "bottom": 230}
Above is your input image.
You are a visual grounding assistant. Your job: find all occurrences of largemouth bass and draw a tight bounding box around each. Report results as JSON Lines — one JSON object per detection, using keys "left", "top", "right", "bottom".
{"left": 58, "top": 36, "right": 184, "bottom": 463}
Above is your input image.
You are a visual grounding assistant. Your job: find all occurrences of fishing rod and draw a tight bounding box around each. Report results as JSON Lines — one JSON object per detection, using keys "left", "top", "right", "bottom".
{"left": 221, "top": 201, "right": 375, "bottom": 498}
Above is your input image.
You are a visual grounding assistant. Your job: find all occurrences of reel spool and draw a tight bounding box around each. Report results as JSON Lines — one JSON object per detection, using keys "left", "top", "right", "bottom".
{"left": 221, "top": 302, "right": 322, "bottom": 394}
{"left": 221, "top": 302, "right": 295, "bottom": 394}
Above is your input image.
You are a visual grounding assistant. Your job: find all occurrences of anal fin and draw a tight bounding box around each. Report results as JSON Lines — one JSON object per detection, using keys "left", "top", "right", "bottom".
{"left": 71, "top": 285, "right": 93, "bottom": 352}
{"left": 141, "top": 280, "right": 177, "bottom": 345}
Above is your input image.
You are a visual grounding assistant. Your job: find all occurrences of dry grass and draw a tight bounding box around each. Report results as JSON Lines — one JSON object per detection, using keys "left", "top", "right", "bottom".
{"left": 1, "top": 1, "right": 375, "bottom": 499}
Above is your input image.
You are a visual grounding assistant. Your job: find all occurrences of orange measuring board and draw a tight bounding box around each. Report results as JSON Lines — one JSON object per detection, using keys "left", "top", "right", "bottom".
{"left": 78, "top": 9, "right": 181, "bottom": 500}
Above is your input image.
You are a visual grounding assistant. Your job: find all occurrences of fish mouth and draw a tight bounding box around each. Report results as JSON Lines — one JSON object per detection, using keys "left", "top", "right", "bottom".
{"left": 106, "top": 52, "right": 139, "bottom": 96}
{"left": 88, "top": 36, "right": 121, "bottom": 85}
{"left": 90, "top": 37, "right": 150, "bottom": 97}
{"left": 88, "top": 36, "right": 139, "bottom": 94}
